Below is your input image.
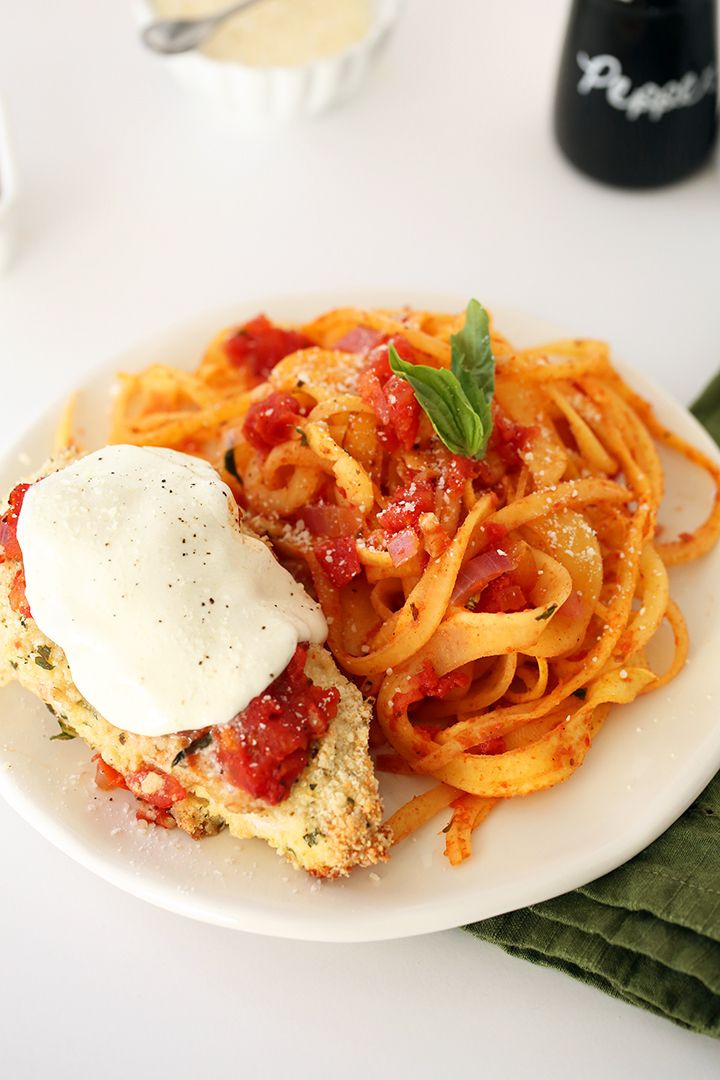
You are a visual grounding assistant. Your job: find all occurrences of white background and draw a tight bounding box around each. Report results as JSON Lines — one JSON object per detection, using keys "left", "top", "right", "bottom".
{"left": 0, "top": 1, "right": 719, "bottom": 1076}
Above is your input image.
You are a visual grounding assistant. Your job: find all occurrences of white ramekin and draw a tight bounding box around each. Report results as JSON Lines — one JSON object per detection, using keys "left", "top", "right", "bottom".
{"left": 134, "top": 1, "right": 403, "bottom": 129}
{"left": 0, "top": 99, "right": 18, "bottom": 272}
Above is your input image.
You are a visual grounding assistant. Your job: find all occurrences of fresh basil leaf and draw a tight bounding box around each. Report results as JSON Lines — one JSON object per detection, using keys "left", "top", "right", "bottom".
{"left": 388, "top": 345, "right": 483, "bottom": 457}
{"left": 223, "top": 448, "right": 242, "bottom": 483}
{"left": 451, "top": 300, "right": 494, "bottom": 455}
{"left": 387, "top": 299, "right": 496, "bottom": 460}
{"left": 171, "top": 729, "right": 212, "bottom": 767}
{"left": 51, "top": 718, "right": 77, "bottom": 741}
{"left": 34, "top": 645, "right": 54, "bottom": 671}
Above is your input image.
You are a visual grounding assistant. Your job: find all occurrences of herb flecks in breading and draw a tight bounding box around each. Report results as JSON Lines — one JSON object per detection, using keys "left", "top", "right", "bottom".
{"left": 34, "top": 645, "right": 54, "bottom": 670}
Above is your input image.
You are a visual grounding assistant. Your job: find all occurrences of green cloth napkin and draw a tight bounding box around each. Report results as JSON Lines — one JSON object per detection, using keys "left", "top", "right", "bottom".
{"left": 692, "top": 371, "right": 720, "bottom": 446}
{"left": 465, "top": 382, "right": 720, "bottom": 1039}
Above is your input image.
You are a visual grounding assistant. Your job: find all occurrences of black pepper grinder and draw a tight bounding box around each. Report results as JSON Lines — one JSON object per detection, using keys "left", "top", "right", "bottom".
{"left": 554, "top": 0, "right": 718, "bottom": 187}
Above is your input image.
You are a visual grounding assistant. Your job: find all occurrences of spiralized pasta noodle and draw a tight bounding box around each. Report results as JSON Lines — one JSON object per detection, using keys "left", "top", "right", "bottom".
{"left": 108, "top": 304, "right": 720, "bottom": 866}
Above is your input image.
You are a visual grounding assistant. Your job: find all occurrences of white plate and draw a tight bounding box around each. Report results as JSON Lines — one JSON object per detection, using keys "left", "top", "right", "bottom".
{"left": 1, "top": 291, "right": 719, "bottom": 942}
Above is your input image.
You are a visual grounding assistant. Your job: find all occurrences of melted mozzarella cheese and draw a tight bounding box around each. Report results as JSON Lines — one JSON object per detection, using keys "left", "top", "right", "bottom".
{"left": 17, "top": 445, "right": 327, "bottom": 737}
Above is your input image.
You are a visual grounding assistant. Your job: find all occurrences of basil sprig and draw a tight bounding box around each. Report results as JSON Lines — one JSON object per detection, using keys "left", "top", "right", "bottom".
{"left": 50, "top": 719, "right": 77, "bottom": 741}
{"left": 388, "top": 299, "right": 495, "bottom": 459}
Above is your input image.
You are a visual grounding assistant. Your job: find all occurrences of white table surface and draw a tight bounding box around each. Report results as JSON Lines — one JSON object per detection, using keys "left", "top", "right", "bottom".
{"left": 0, "top": 1, "right": 718, "bottom": 1075}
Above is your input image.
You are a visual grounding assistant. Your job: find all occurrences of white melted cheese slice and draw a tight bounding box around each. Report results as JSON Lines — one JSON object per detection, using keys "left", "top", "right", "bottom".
{"left": 17, "top": 445, "right": 327, "bottom": 737}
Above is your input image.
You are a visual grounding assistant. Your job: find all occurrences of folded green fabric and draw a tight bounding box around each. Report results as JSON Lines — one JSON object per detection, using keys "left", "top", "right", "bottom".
{"left": 691, "top": 370, "right": 720, "bottom": 446}
{"left": 465, "top": 382, "right": 720, "bottom": 1039}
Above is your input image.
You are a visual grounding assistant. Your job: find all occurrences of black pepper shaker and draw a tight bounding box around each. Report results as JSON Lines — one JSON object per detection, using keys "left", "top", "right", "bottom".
{"left": 553, "top": 0, "right": 718, "bottom": 188}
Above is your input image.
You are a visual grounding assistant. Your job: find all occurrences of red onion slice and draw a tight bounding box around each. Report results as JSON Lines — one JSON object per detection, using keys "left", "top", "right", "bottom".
{"left": 451, "top": 549, "right": 516, "bottom": 606}
{"left": 334, "top": 326, "right": 386, "bottom": 354}
{"left": 387, "top": 528, "right": 421, "bottom": 567}
{"left": 300, "top": 504, "right": 361, "bottom": 539}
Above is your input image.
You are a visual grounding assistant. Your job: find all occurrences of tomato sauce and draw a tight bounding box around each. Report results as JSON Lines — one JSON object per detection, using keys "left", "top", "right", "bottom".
{"left": 490, "top": 405, "right": 537, "bottom": 467}
{"left": 357, "top": 337, "right": 421, "bottom": 451}
{"left": 377, "top": 479, "right": 435, "bottom": 534}
{"left": 243, "top": 391, "right": 304, "bottom": 453}
{"left": 480, "top": 575, "right": 528, "bottom": 613}
{"left": 94, "top": 756, "right": 186, "bottom": 829}
{"left": 442, "top": 455, "right": 483, "bottom": 495}
{"left": 215, "top": 644, "right": 339, "bottom": 804}
{"left": 9, "top": 567, "right": 31, "bottom": 618}
{"left": 125, "top": 765, "right": 188, "bottom": 809}
{"left": 313, "top": 536, "right": 362, "bottom": 588}
{"left": 0, "top": 482, "right": 30, "bottom": 562}
{"left": 93, "top": 755, "right": 128, "bottom": 792}
{"left": 392, "top": 660, "right": 469, "bottom": 717}
{"left": 225, "top": 315, "right": 312, "bottom": 380}
{"left": 1, "top": 483, "right": 32, "bottom": 616}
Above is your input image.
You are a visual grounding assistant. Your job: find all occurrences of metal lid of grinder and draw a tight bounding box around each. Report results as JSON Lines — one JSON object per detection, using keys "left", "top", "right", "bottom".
{"left": 553, "top": 0, "right": 718, "bottom": 188}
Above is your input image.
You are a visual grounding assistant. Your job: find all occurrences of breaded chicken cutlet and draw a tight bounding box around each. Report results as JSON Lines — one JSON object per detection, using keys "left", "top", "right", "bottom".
{"left": 0, "top": 451, "right": 389, "bottom": 877}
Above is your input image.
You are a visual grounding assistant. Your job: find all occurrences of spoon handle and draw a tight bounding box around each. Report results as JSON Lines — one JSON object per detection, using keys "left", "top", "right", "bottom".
{"left": 142, "top": 0, "right": 264, "bottom": 56}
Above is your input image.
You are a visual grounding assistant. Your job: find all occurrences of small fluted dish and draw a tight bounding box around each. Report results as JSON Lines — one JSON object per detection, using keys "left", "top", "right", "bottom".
{"left": 134, "top": 0, "right": 403, "bottom": 129}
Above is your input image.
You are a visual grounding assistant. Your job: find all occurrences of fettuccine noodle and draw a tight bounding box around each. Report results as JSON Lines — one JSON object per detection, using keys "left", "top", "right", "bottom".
{"left": 107, "top": 305, "right": 720, "bottom": 866}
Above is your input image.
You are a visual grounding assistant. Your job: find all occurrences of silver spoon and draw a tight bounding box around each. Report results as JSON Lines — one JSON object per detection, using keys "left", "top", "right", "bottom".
{"left": 142, "top": 0, "right": 264, "bottom": 55}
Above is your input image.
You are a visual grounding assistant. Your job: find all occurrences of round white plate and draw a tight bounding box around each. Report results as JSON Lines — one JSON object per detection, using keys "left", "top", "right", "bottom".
{"left": 1, "top": 291, "right": 719, "bottom": 942}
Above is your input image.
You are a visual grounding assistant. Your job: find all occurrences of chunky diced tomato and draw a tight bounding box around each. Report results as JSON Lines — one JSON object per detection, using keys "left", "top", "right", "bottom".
{"left": 125, "top": 765, "right": 187, "bottom": 809}
{"left": 243, "top": 392, "right": 304, "bottom": 453}
{"left": 215, "top": 644, "right": 340, "bottom": 804}
{"left": 93, "top": 756, "right": 185, "bottom": 822}
{"left": 357, "top": 337, "right": 421, "bottom": 451}
{"left": 0, "top": 483, "right": 30, "bottom": 562}
{"left": 217, "top": 722, "right": 306, "bottom": 806}
{"left": 357, "top": 368, "right": 390, "bottom": 425}
{"left": 383, "top": 375, "right": 420, "bottom": 449}
{"left": 314, "top": 536, "right": 362, "bottom": 588}
{"left": 9, "top": 567, "right": 31, "bottom": 618}
{"left": 484, "top": 522, "right": 508, "bottom": 546}
{"left": 489, "top": 404, "right": 537, "bottom": 466}
{"left": 413, "top": 661, "right": 470, "bottom": 700}
{"left": 438, "top": 410, "right": 535, "bottom": 486}
{"left": 442, "top": 455, "right": 483, "bottom": 496}
{"left": 392, "top": 660, "right": 470, "bottom": 716}
{"left": 480, "top": 575, "right": 528, "bottom": 613}
{"left": 377, "top": 480, "right": 435, "bottom": 534}
{"left": 387, "top": 336, "right": 418, "bottom": 366}
{"left": 364, "top": 343, "right": 393, "bottom": 381}
{"left": 93, "top": 755, "right": 128, "bottom": 792}
{"left": 224, "top": 315, "right": 312, "bottom": 380}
